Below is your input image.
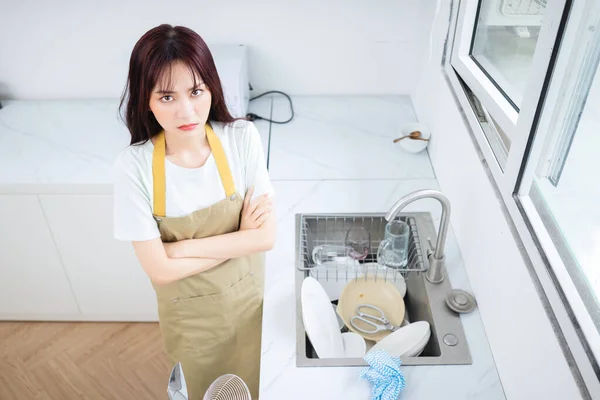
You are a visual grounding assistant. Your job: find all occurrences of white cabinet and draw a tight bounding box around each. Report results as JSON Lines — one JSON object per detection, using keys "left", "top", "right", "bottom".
{"left": 39, "top": 194, "right": 158, "bottom": 321}
{"left": 0, "top": 195, "right": 80, "bottom": 318}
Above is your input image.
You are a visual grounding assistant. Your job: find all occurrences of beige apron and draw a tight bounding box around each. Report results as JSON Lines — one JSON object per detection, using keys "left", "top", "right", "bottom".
{"left": 150, "top": 123, "right": 265, "bottom": 400}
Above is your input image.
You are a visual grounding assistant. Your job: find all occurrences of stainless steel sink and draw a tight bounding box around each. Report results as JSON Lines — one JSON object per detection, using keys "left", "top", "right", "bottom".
{"left": 295, "top": 212, "right": 472, "bottom": 367}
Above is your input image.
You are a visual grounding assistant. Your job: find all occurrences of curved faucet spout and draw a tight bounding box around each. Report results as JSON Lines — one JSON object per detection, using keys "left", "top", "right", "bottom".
{"left": 385, "top": 189, "right": 451, "bottom": 283}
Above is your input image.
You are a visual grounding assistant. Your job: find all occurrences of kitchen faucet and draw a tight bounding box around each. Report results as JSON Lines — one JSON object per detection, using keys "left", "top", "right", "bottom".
{"left": 385, "top": 189, "right": 451, "bottom": 283}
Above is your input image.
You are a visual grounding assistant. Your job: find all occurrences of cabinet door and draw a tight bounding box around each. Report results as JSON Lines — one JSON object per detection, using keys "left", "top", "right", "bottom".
{"left": 39, "top": 194, "right": 158, "bottom": 320}
{"left": 0, "top": 195, "right": 79, "bottom": 317}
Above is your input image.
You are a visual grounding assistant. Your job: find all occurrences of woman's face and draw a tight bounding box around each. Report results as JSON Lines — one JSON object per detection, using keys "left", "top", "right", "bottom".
{"left": 149, "top": 61, "right": 212, "bottom": 136}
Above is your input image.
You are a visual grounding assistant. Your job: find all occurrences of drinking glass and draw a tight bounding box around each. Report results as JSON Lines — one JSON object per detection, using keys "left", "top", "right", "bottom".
{"left": 377, "top": 220, "right": 410, "bottom": 268}
{"left": 345, "top": 226, "right": 370, "bottom": 261}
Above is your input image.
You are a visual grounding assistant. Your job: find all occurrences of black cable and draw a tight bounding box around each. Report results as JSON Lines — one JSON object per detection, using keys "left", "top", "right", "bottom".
{"left": 246, "top": 90, "right": 294, "bottom": 124}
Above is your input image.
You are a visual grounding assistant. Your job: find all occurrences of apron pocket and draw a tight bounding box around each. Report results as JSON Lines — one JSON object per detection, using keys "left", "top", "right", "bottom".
{"left": 162, "top": 269, "right": 260, "bottom": 350}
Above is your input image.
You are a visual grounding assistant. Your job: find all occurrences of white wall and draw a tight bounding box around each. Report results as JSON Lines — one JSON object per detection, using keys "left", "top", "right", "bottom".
{"left": 0, "top": 0, "right": 428, "bottom": 99}
{"left": 411, "top": 2, "right": 584, "bottom": 400}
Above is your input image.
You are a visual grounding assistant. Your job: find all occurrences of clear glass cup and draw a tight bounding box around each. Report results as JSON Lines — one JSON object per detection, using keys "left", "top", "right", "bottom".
{"left": 311, "top": 244, "right": 350, "bottom": 265}
{"left": 345, "top": 226, "right": 370, "bottom": 261}
{"left": 311, "top": 227, "right": 371, "bottom": 265}
{"left": 377, "top": 220, "right": 410, "bottom": 268}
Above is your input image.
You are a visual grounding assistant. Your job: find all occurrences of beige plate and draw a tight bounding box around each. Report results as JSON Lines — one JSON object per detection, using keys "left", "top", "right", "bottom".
{"left": 336, "top": 276, "right": 406, "bottom": 342}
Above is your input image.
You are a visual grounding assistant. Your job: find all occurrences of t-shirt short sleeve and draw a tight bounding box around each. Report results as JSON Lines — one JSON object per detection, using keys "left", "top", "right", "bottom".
{"left": 240, "top": 121, "right": 275, "bottom": 202}
{"left": 112, "top": 150, "right": 161, "bottom": 242}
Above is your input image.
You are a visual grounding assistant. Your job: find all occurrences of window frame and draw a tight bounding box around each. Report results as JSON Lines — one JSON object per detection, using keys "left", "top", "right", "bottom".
{"left": 450, "top": 0, "right": 568, "bottom": 195}
{"left": 445, "top": 0, "right": 600, "bottom": 396}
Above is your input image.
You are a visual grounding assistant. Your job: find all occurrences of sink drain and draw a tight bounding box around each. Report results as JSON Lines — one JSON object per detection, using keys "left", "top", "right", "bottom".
{"left": 443, "top": 333, "right": 459, "bottom": 346}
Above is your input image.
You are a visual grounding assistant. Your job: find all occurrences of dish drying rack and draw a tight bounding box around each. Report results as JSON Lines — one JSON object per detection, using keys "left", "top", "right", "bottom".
{"left": 297, "top": 214, "right": 427, "bottom": 284}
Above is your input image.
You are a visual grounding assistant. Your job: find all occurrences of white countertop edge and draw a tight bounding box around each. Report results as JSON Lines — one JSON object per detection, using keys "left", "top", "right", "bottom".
{"left": 0, "top": 183, "right": 114, "bottom": 195}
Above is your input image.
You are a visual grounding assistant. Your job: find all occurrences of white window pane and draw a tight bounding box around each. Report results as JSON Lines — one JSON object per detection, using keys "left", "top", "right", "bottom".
{"left": 530, "top": 59, "right": 600, "bottom": 331}
{"left": 472, "top": 0, "right": 547, "bottom": 108}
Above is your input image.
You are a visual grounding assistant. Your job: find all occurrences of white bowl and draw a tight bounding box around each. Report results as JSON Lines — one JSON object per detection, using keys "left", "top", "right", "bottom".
{"left": 337, "top": 276, "right": 406, "bottom": 342}
{"left": 396, "top": 122, "right": 431, "bottom": 154}
{"left": 367, "top": 321, "right": 431, "bottom": 358}
{"left": 341, "top": 332, "right": 367, "bottom": 358}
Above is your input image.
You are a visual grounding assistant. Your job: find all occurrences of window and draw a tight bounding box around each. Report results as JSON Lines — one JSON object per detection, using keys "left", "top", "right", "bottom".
{"left": 447, "top": 0, "right": 600, "bottom": 396}
{"left": 451, "top": 0, "right": 560, "bottom": 181}
{"left": 518, "top": 15, "right": 600, "bottom": 353}
{"left": 472, "top": 0, "right": 547, "bottom": 108}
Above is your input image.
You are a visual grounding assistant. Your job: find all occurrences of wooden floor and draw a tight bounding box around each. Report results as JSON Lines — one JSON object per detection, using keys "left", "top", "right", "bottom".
{"left": 0, "top": 321, "right": 172, "bottom": 400}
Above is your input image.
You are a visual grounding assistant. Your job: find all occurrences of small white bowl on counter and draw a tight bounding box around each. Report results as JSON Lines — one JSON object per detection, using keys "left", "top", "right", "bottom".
{"left": 395, "top": 122, "right": 431, "bottom": 154}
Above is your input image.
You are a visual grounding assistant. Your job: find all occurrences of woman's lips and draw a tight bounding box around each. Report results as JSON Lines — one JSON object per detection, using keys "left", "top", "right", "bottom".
{"left": 178, "top": 123, "right": 198, "bottom": 131}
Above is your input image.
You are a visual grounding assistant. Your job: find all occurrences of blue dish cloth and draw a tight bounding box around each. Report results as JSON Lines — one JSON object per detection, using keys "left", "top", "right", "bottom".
{"left": 360, "top": 350, "right": 406, "bottom": 400}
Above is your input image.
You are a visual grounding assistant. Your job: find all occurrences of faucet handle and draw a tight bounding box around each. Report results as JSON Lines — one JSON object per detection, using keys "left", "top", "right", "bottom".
{"left": 427, "top": 237, "right": 435, "bottom": 257}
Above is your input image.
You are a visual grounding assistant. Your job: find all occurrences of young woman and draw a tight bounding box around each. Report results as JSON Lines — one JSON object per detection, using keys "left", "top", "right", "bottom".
{"left": 113, "top": 24, "right": 275, "bottom": 399}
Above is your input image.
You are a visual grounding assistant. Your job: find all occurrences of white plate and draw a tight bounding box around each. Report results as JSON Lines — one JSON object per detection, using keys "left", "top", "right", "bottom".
{"left": 358, "top": 263, "right": 407, "bottom": 298}
{"left": 309, "top": 258, "right": 360, "bottom": 301}
{"left": 403, "top": 322, "right": 431, "bottom": 357}
{"left": 301, "top": 277, "right": 345, "bottom": 358}
{"left": 367, "top": 321, "right": 431, "bottom": 358}
{"left": 333, "top": 304, "right": 345, "bottom": 330}
{"left": 341, "top": 332, "right": 366, "bottom": 358}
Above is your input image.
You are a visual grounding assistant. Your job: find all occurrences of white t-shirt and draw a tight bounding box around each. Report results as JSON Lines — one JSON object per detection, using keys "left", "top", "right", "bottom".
{"left": 112, "top": 119, "right": 274, "bottom": 242}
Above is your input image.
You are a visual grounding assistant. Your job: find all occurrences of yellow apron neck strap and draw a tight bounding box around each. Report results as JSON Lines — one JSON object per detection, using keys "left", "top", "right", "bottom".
{"left": 152, "top": 130, "right": 167, "bottom": 217}
{"left": 152, "top": 123, "right": 237, "bottom": 217}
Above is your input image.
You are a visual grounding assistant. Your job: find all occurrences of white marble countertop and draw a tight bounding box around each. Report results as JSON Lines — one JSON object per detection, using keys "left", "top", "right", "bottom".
{"left": 0, "top": 98, "right": 272, "bottom": 192}
{"left": 0, "top": 100, "right": 130, "bottom": 188}
{"left": 0, "top": 96, "right": 505, "bottom": 399}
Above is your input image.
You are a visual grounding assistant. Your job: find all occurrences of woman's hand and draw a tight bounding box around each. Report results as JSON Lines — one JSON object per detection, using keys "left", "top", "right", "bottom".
{"left": 240, "top": 186, "right": 273, "bottom": 230}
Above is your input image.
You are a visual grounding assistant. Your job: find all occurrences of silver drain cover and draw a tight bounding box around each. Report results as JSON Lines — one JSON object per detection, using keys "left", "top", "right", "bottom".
{"left": 445, "top": 289, "right": 477, "bottom": 313}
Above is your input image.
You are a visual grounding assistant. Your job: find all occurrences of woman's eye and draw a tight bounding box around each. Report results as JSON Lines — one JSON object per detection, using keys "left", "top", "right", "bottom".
{"left": 192, "top": 89, "right": 202, "bottom": 96}
{"left": 161, "top": 95, "right": 173, "bottom": 102}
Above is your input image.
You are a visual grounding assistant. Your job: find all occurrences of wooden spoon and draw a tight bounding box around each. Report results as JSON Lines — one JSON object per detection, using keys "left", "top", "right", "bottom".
{"left": 393, "top": 130, "right": 429, "bottom": 143}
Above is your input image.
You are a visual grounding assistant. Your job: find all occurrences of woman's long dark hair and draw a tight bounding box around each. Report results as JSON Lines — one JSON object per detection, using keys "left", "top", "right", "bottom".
{"left": 119, "top": 24, "right": 240, "bottom": 145}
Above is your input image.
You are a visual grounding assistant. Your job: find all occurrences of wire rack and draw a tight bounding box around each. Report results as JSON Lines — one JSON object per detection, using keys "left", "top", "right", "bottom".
{"left": 297, "top": 214, "right": 427, "bottom": 284}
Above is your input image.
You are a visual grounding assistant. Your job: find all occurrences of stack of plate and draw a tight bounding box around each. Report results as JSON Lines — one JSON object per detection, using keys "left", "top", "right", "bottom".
{"left": 301, "top": 277, "right": 367, "bottom": 358}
